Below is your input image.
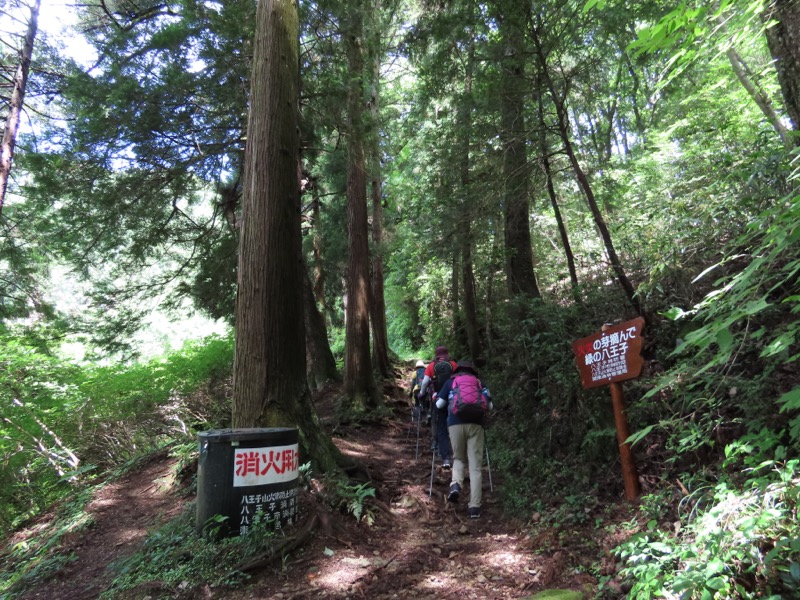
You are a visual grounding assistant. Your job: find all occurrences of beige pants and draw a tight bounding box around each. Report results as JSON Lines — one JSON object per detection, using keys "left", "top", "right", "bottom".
{"left": 448, "top": 423, "right": 485, "bottom": 508}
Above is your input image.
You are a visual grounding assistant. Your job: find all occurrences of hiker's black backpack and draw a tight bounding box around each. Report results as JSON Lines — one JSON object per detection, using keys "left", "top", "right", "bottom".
{"left": 432, "top": 359, "right": 453, "bottom": 392}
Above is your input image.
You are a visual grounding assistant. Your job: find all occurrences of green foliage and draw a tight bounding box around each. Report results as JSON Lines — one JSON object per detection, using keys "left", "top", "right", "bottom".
{"left": 0, "top": 487, "right": 94, "bottom": 596}
{"left": 480, "top": 298, "right": 638, "bottom": 519}
{"left": 611, "top": 193, "right": 800, "bottom": 597}
{"left": 663, "top": 196, "right": 799, "bottom": 371}
{"left": 1, "top": 0, "right": 798, "bottom": 597}
{"left": 0, "top": 337, "right": 86, "bottom": 530}
{"left": 332, "top": 481, "right": 376, "bottom": 525}
{"left": 617, "top": 460, "right": 800, "bottom": 599}
{"left": 0, "top": 333, "right": 233, "bottom": 536}
{"left": 101, "top": 508, "right": 255, "bottom": 597}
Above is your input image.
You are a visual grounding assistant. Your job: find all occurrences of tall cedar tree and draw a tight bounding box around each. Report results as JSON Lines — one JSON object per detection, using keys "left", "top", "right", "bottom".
{"left": 0, "top": 0, "right": 40, "bottom": 214}
{"left": 343, "top": 3, "right": 381, "bottom": 410}
{"left": 457, "top": 2, "right": 482, "bottom": 362}
{"left": 496, "top": 2, "right": 541, "bottom": 300}
{"left": 369, "top": 45, "right": 392, "bottom": 379}
{"left": 536, "top": 75, "right": 580, "bottom": 303}
{"left": 304, "top": 258, "right": 340, "bottom": 390}
{"left": 232, "top": 0, "right": 341, "bottom": 473}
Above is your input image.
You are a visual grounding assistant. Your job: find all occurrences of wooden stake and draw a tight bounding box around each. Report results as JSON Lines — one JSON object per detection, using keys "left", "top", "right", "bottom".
{"left": 609, "top": 380, "right": 641, "bottom": 501}
{"left": 599, "top": 322, "right": 641, "bottom": 501}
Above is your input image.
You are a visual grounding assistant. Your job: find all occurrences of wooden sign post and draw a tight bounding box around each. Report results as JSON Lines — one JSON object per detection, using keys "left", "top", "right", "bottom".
{"left": 572, "top": 317, "right": 645, "bottom": 501}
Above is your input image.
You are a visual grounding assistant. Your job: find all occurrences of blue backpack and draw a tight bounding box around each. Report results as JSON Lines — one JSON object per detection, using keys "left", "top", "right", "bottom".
{"left": 414, "top": 366, "right": 425, "bottom": 390}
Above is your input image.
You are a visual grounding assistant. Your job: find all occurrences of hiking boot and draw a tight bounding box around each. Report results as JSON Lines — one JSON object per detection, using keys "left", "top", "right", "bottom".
{"left": 447, "top": 482, "right": 461, "bottom": 503}
{"left": 469, "top": 506, "right": 481, "bottom": 519}
{"left": 441, "top": 459, "right": 452, "bottom": 470}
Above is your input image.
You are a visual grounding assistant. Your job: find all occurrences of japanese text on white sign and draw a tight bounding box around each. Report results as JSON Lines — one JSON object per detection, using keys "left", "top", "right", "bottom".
{"left": 233, "top": 444, "right": 299, "bottom": 487}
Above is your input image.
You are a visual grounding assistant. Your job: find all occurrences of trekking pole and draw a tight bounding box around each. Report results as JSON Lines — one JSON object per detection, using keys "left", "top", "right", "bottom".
{"left": 428, "top": 442, "right": 437, "bottom": 497}
{"left": 485, "top": 441, "right": 494, "bottom": 492}
{"left": 415, "top": 402, "right": 421, "bottom": 460}
{"left": 428, "top": 406, "right": 438, "bottom": 497}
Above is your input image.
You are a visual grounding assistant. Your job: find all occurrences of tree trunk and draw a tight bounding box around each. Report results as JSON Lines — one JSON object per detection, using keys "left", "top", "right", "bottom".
{"left": 484, "top": 215, "right": 503, "bottom": 355}
{"left": 0, "top": 0, "right": 40, "bottom": 214}
{"left": 343, "top": 7, "right": 380, "bottom": 411}
{"left": 462, "top": 237, "right": 482, "bottom": 363}
{"left": 457, "top": 6, "right": 482, "bottom": 363}
{"left": 537, "top": 82, "right": 580, "bottom": 303}
{"left": 531, "top": 19, "right": 642, "bottom": 316}
{"left": 763, "top": 0, "right": 800, "bottom": 139}
{"left": 499, "top": 9, "right": 541, "bottom": 300}
{"left": 304, "top": 260, "right": 340, "bottom": 391}
{"left": 623, "top": 51, "right": 646, "bottom": 140}
{"left": 310, "top": 190, "right": 330, "bottom": 325}
{"left": 452, "top": 250, "right": 468, "bottom": 352}
{"left": 232, "top": 0, "right": 341, "bottom": 474}
{"left": 368, "top": 51, "right": 392, "bottom": 379}
{"left": 716, "top": 10, "right": 793, "bottom": 149}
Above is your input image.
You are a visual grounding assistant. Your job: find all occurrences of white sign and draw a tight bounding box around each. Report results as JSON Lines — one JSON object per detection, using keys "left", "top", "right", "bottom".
{"left": 233, "top": 444, "right": 299, "bottom": 487}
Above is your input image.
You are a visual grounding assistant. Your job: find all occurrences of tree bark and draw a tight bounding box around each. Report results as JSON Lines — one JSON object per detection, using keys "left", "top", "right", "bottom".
{"left": 304, "top": 259, "right": 340, "bottom": 391}
{"left": 498, "top": 8, "right": 541, "bottom": 300}
{"left": 0, "top": 0, "right": 40, "bottom": 214}
{"left": 368, "top": 50, "right": 392, "bottom": 379}
{"left": 462, "top": 236, "right": 482, "bottom": 362}
{"left": 310, "top": 190, "right": 329, "bottom": 325}
{"left": 456, "top": 3, "right": 482, "bottom": 363}
{"left": 763, "top": 0, "right": 800, "bottom": 139}
{"left": 232, "top": 0, "right": 341, "bottom": 474}
{"left": 343, "top": 6, "right": 380, "bottom": 411}
{"left": 452, "top": 250, "right": 468, "bottom": 352}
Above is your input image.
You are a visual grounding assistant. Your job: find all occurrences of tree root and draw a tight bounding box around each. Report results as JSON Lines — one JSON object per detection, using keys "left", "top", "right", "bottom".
{"left": 232, "top": 510, "right": 320, "bottom": 574}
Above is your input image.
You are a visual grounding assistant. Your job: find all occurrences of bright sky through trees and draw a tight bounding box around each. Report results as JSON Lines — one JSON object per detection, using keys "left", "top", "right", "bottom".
{"left": 37, "top": 1, "right": 96, "bottom": 66}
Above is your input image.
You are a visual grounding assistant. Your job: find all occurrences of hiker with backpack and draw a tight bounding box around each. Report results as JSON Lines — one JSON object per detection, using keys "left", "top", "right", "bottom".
{"left": 408, "top": 360, "right": 429, "bottom": 459}
{"left": 435, "top": 359, "right": 493, "bottom": 519}
{"left": 417, "top": 346, "right": 456, "bottom": 469}
{"left": 409, "top": 359, "right": 427, "bottom": 407}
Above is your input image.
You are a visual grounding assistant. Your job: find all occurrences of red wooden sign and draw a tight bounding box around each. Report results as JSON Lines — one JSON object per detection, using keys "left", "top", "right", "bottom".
{"left": 572, "top": 317, "right": 645, "bottom": 389}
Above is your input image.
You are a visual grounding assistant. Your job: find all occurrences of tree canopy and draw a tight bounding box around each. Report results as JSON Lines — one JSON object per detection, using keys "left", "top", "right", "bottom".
{"left": 1, "top": 0, "right": 799, "bottom": 596}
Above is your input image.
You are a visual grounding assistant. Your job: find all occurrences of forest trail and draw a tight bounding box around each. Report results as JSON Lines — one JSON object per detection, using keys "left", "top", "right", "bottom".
{"left": 13, "top": 451, "right": 185, "bottom": 600}
{"left": 10, "top": 383, "right": 601, "bottom": 600}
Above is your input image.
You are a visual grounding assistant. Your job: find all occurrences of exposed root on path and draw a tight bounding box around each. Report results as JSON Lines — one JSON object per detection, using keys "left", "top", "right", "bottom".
{"left": 233, "top": 510, "right": 321, "bottom": 574}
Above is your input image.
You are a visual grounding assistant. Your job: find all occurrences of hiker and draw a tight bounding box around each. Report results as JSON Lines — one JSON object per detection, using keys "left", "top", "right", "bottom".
{"left": 409, "top": 360, "right": 426, "bottom": 406}
{"left": 435, "top": 359, "right": 493, "bottom": 518}
{"left": 418, "top": 346, "right": 456, "bottom": 469}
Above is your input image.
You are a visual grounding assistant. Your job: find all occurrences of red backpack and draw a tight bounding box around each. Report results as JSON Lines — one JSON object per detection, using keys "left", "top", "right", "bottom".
{"left": 450, "top": 373, "right": 487, "bottom": 420}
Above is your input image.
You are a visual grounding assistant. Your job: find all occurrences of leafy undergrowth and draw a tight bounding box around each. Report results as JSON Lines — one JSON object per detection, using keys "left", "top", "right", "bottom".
{"left": 0, "top": 383, "right": 647, "bottom": 600}
{"left": 3, "top": 360, "right": 800, "bottom": 599}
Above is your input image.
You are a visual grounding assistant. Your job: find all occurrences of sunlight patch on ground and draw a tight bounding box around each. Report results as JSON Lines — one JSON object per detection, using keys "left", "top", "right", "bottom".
{"left": 106, "top": 526, "right": 149, "bottom": 546}
{"left": 333, "top": 438, "right": 370, "bottom": 458}
{"left": 311, "top": 555, "right": 373, "bottom": 593}
{"left": 419, "top": 572, "right": 462, "bottom": 591}
{"left": 486, "top": 548, "right": 525, "bottom": 567}
{"left": 482, "top": 534, "right": 528, "bottom": 568}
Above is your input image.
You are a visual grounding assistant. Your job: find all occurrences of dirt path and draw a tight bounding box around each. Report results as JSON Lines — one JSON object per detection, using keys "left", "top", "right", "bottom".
{"left": 14, "top": 451, "right": 185, "bottom": 600}
{"left": 8, "top": 392, "right": 601, "bottom": 599}
{"left": 231, "top": 396, "right": 593, "bottom": 599}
